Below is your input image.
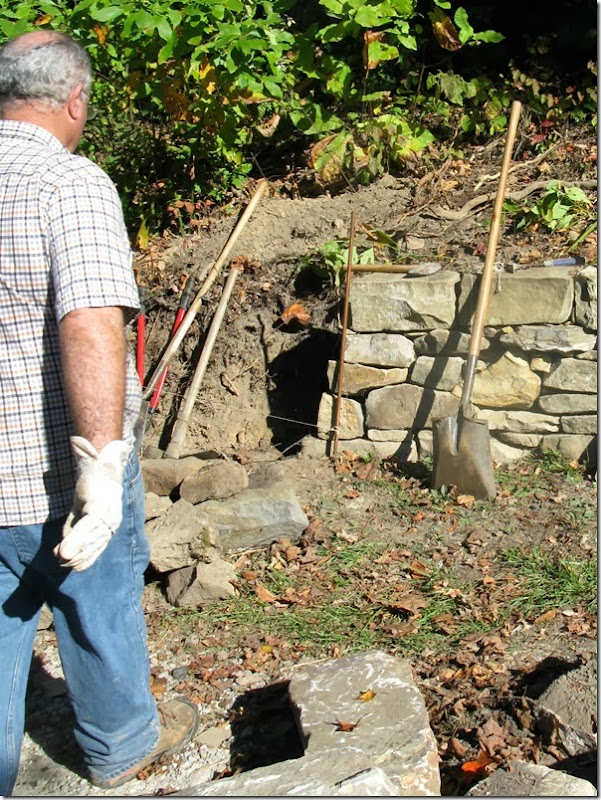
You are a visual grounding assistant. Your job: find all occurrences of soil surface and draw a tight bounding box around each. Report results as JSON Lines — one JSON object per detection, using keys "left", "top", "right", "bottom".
{"left": 14, "top": 122, "right": 597, "bottom": 796}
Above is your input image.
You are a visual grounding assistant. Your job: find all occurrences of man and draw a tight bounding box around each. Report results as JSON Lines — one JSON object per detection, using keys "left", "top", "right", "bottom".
{"left": 0, "top": 31, "right": 198, "bottom": 794}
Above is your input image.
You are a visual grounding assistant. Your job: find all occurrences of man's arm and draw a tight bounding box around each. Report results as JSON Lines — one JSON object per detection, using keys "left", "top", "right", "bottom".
{"left": 55, "top": 305, "right": 133, "bottom": 571}
{"left": 58, "top": 306, "right": 127, "bottom": 448}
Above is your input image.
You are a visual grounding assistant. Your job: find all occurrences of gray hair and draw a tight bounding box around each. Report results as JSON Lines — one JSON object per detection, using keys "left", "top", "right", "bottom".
{"left": 0, "top": 31, "right": 92, "bottom": 112}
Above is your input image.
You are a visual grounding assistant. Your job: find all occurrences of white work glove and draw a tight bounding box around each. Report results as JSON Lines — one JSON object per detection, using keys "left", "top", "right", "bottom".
{"left": 54, "top": 436, "right": 131, "bottom": 571}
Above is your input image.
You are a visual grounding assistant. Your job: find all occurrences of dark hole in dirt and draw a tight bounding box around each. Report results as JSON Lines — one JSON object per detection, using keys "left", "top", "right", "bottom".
{"left": 226, "top": 681, "right": 305, "bottom": 774}
{"left": 266, "top": 329, "right": 339, "bottom": 454}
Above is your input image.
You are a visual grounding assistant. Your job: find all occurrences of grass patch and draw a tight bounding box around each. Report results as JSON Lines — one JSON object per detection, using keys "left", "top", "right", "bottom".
{"left": 169, "top": 547, "right": 498, "bottom": 659}
{"left": 501, "top": 546, "right": 597, "bottom": 615}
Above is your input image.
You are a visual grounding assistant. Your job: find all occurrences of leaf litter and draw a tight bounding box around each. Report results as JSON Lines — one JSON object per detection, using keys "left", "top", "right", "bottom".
{"left": 134, "top": 451, "right": 598, "bottom": 794}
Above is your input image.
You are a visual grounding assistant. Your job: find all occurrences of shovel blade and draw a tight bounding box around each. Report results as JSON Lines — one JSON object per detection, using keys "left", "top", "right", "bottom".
{"left": 432, "top": 413, "right": 496, "bottom": 499}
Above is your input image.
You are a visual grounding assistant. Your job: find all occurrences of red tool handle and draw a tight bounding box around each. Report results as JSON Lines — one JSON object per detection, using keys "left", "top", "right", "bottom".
{"left": 149, "top": 276, "right": 196, "bottom": 412}
{"left": 136, "top": 312, "right": 145, "bottom": 384}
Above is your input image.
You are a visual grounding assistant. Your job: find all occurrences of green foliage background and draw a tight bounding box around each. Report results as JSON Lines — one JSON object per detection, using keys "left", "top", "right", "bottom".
{"left": 1, "top": 1, "right": 596, "bottom": 239}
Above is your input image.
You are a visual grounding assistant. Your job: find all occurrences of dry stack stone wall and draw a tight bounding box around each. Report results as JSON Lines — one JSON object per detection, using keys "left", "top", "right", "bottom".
{"left": 305, "top": 265, "right": 597, "bottom": 465}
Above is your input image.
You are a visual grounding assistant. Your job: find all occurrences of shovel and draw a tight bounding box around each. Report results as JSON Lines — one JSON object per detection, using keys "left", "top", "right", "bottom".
{"left": 432, "top": 100, "right": 522, "bottom": 499}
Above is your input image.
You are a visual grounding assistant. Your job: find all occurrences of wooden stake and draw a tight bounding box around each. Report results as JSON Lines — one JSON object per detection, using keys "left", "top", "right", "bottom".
{"left": 332, "top": 211, "right": 356, "bottom": 459}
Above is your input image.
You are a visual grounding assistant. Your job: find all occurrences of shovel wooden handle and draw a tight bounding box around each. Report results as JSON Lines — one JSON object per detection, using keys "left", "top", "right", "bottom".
{"left": 462, "top": 100, "right": 522, "bottom": 409}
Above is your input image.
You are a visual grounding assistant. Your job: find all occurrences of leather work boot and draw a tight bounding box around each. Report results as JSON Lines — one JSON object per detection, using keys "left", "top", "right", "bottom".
{"left": 89, "top": 696, "right": 200, "bottom": 789}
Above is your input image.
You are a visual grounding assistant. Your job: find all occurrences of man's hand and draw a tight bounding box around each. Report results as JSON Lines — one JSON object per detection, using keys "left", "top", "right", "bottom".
{"left": 55, "top": 436, "right": 131, "bottom": 571}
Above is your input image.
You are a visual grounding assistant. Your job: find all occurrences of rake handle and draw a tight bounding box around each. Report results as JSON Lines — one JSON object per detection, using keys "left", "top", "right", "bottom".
{"left": 462, "top": 100, "right": 522, "bottom": 411}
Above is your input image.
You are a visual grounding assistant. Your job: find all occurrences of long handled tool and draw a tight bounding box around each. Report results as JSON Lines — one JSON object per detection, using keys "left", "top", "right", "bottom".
{"left": 142, "top": 178, "right": 269, "bottom": 401}
{"left": 136, "top": 289, "right": 146, "bottom": 384}
{"left": 148, "top": 274, "right": 196, "bottom": 416}
{"left": 432, "top": 100, "right": 522, "bottom": 499}
{"left": 163, "top": 264, "right": 243, "bottom": 459}
{"left": 332, "top": 211, "right": 356, "bottom": 458}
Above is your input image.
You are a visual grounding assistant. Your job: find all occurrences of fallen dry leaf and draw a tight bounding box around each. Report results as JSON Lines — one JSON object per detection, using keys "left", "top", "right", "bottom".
{"left": 356, "top": 689, "right": 377, "bottom": 702}
{"left": 389, "top": 592, "right": 428, "bottom": 616}
{"left": 354, "top": 458, "right": 379, "bottom": 481}
{"left": 335, "top": 718, "right": 360, "bottom": 732}
{"left": 448, "top": 737, "right": 469, "bottom": 758}
{"left": 150, "top": 676, "right": 167, "bottom": 698}
{"left": 389, "top": 620, "right": 419, "bottom": 637}
{"left": 477, "top": 716, "right": 508, "bottom": 756}
{"left": 461, "top": 748, "right": 497, "bottom": 775}
{"left": 255, "top": 584, "right": 277, "bottom": 603}
{"left": 409, "top": 560, "right": 430, "bottom": 578}
{"left": 456, "top": 494, "right": 475, "bottom": 508}
{"left": 285, "top": 544, "right": 302, "bottom": 562}
{"left": 279, "top": 301, "right": 311, "bottom": 326}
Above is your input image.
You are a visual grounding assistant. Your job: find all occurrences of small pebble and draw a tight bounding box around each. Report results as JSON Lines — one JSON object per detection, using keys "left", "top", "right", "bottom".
{"left": 172, "top": 666, "right": 188, "bottom": 680}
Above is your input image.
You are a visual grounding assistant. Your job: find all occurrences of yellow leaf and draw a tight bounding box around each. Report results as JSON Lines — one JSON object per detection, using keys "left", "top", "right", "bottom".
{"left": 198, "top": 58, "right": 217, "bottom": 95}
{"left": 429, "top": 9, "right": 462, "bottom": 52}
{"left": 92, "top": 23, "right": 109, "bottom": 46}
{"left": 309, "top": 133, "right": 349, "bottom": 184}
{"left": 409, "top": 559, "right": 430, "bottom": 578}
{"left": 150, "top": 676, "right": 167, "bottom": 698}
{"left": 256, "top": 113, "right": 281, "bottom": 138}
{"left": 35, "top": 14, "right": 53, "bottom": 26}
{"left": 136, "top": 220, "right": 150, "bottom": 250}
{"left": 126, "top": 70, "right": 143, "bottom": 94}
{"left": 356, "top": 689, "right": 377, "bottom": 702}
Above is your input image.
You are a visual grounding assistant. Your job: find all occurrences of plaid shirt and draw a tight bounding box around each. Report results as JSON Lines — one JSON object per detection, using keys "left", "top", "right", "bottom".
{"left": 0, "top": 121, "right": 141, "bottom": 526}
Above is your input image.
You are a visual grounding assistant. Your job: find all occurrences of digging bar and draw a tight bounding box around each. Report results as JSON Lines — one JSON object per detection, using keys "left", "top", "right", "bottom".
{"left": 343, "top": 262, "right": 442, "bottom": 276}
{"left": 431, "top": 100, "right": 522, "bottom": 499}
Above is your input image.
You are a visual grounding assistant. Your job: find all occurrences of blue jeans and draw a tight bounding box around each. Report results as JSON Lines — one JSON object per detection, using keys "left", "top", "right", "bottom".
{"left": 0, "top": 455, "right": 160, "bottom": 795}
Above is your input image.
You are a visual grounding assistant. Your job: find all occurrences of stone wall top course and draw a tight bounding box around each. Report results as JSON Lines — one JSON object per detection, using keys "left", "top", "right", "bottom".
{"left": 458, "top": 267, "right": 574, "bottom": 327}
{"left": 349, "top": 271, "right": 460, "bottom": 332}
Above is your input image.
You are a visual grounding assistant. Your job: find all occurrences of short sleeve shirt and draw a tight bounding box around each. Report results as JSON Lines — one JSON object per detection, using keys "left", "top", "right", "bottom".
{"left": 0, "top": 121, "right": 142, "bottom": 526}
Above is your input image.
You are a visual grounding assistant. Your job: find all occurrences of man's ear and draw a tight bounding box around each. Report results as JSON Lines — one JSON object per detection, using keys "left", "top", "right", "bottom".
{"left": 66, "top": 83, "right": 86, "bottom": 121}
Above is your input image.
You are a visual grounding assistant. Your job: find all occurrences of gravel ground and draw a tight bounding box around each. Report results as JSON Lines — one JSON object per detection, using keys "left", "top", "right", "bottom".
{"left": 14, "top": 615, "right": 233, "bottom": 797}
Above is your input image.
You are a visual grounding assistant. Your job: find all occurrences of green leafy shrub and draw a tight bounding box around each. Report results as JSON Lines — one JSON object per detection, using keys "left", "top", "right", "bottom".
{"left": 2, "top": 0, "right": 595, "bottom": 238}
{"left": 505, "top": 181, "right": 597, "bottom": 237}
